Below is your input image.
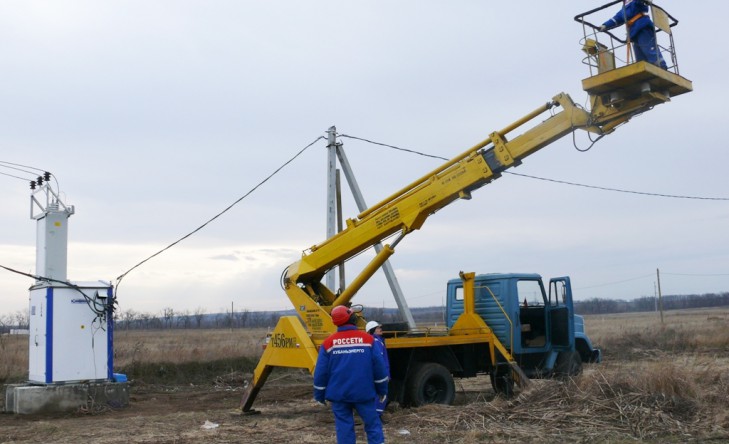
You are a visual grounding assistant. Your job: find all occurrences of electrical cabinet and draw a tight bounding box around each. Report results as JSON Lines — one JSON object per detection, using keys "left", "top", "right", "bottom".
{"left": 28, "top": 282, "right": 113, "bottom": 384}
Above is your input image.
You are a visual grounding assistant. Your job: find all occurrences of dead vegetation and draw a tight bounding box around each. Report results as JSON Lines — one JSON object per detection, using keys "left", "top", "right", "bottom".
{"left": 1, "top": 308, "right": 728, "bottom": 443}
{"left": 401, "top": 362, "right": 727, "bottom": 443}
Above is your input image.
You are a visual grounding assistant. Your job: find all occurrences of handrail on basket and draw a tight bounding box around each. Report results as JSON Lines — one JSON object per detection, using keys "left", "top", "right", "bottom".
{"left": 574, "top": 0, "right": 679, "bottom": 45}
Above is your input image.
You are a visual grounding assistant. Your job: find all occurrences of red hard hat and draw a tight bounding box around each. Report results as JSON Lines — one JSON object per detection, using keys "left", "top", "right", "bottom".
{"left": 331, "top": 305, "right": 352, "bottom": 326}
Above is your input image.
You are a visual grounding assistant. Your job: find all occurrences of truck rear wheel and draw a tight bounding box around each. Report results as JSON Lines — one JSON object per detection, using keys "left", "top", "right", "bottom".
{"left": 405, "top": 362, "right": 455, "bottom": 406}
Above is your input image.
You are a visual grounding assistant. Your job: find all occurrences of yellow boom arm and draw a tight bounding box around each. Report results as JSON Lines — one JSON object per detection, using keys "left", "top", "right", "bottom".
{"left": 283, "top": 62, "right": 691, "bottom": 336}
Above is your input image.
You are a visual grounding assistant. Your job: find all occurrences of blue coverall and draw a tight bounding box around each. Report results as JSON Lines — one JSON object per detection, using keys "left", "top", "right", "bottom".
{"left": 372, "top": 334, "right": 390, "bottom": 416}
{"left": 603, "top": 0, "right": 667, "bottom": 69}
{"left": 314, "top": 324, "right": 389, "bottom": 444}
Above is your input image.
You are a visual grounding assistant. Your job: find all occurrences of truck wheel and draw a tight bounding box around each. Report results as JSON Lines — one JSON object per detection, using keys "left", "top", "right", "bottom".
{"left": 554, "top": 351, "right": 582, "bottom": 378}
{"left": 489, "top": 370, "right": 514, "bottom": 398}
{"left": 405, "top": 363, "right": 455, "bottom": 406}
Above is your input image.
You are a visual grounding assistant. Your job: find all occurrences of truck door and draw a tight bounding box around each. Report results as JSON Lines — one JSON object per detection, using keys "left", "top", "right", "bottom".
{"left": 547, "top": 277, "right": 575, "bottom": 349}
{"left": 516, "top": 279, "right": 547, "bottom": 350}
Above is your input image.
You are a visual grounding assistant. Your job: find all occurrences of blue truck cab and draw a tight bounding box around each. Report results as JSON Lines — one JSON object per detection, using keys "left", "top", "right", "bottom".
{"left": 446, "top": 273, "right": 601, "bottom": 378}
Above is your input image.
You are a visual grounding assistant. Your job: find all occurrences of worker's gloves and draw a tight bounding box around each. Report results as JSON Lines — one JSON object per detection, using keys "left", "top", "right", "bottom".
{"left": 598, "top": 25, "right": 607, "bottom": 32}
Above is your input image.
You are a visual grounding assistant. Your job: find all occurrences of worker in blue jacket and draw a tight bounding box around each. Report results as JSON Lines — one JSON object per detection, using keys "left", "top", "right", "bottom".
{"left": 314, "top": 306, "right": 389, "bottom": 444}
{"left": 366, "top": 320, "right": 390, "bottom": 417}
{"left": 600, "top": 0, "right": 667, "bottom": 69}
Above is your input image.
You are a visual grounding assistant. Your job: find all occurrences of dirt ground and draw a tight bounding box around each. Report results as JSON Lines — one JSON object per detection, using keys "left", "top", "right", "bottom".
{"left": 4, "top": 310, "right": 729, "bottom": 443}
{"left": 0, "top": 372, "right": 507, "bottom": 444}
{"left": 2, "top": 366, "right": 728, "bottom": 444}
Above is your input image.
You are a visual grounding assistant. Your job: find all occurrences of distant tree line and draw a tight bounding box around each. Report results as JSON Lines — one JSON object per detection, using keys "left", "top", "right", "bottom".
{"left": 112, "top": 305, "right": 449, "bottom": 331}
{"left": 1, "top": 292, "right": 728, "bottom": 333}
{"left": 110, "top": 305, "right": 446, "bottom": 331}
{"left": 574, "top": 292, "right": 729, "bottom": 315}
{"left": 114, "top": 307, "right": 282, "bottom": 330}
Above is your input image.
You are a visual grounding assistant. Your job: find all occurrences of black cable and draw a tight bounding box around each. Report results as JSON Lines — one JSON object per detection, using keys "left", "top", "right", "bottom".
{"left": 574, "top": 274, "right": 654, "bottom": 290}
{"left": 0, "top": 170, "right": 33, "bottom": 181}
{"left": 0, "top": 264, "right": 41, "bottom": 281}
{"left": 0, "top": 160, "right": 46, "bottom": 173}
{"left": 1, "top": 165, "right": 60, "bottom": 195}
{"left": 338, "top": 134, "right": 449, "bottom": 161}
{"left": 115, "top": 135, "right": 326, "bottom": 287}
{"left": 339, "top": 133, "right": 729, "bottom": 201}
{"left": 663, "top": 272, "right": 729, "bottom": 277}
{"left": 505, "top": 171, "right": 729, "bottom": 201}
{"left": 0, "top": 164, "right": 36, "bottom": 177}
{"left": 0, "top": 264, "right": 109, "bottom": 321}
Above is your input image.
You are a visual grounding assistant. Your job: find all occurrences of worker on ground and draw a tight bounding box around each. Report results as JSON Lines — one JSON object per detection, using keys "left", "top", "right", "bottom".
{"left": 599, "top": 0, "right": 667, "bottom": 70}
{"left": 366, "top": 320, "right": 390, "bottom": 417}
{"left": 314, "top": 305, "right": 389, "bottom": 444}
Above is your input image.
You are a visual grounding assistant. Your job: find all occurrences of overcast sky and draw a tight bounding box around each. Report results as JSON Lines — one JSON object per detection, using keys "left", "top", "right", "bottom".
{"left": 1, "top": 1, "right": 727, "bottom": 319}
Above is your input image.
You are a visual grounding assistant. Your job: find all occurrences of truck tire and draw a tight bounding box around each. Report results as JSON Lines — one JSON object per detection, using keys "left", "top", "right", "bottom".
{"left": 554, "top": 351, "right": 582, "bottom": 378}
{"left": 405, "top": 362, "right": 455, "bottom": 406}
{"left": 489, "top": 368, "right": 514, "bottom": 398}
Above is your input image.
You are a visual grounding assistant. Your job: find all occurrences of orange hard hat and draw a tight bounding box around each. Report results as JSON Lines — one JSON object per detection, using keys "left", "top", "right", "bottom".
{"left": 331, "top": 305, "right": 353, "bottom": 326}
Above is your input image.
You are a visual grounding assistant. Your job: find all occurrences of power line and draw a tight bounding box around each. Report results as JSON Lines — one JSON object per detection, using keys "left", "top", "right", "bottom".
{"left": 339, "top": 134, "right": 729, "bottom": 201}
{"left": 0, "top": 160, "right": 46, "bottom": 173}
{"left": 506, "top": 171, "right": 729, "bottom": 201}
{"left": 0, "top": 162, "right": 61, "bottom": 193}
{"left": 338, "top": 134, "right": 448, "bottom": 161}
{"left": 0, "top": 170, "right": 33, "bottom": 182}
{"left": 115, "top": 135, "right": 325, "bottom": 286}
{"left": 574, "top": 274, "right": 654, "bottom": 290}
{"left": 0, "top": 162, "right": 41, "bottom": 182}
{"left": 663, "top": 272, "right": 729, "bottom": 277}
{"left": 0, "top": 264, "right": 110, "bottom": 319}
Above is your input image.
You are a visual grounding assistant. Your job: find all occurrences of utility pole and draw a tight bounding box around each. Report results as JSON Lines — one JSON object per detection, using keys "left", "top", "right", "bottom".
{"left": 320, "top": 129, "right": 416, "bottom": 328}
{"left": 656, "top": 268, "right": 664, "bottom": 324}
{"left": 325, "top": 127, "right": 338, "bottom": 291}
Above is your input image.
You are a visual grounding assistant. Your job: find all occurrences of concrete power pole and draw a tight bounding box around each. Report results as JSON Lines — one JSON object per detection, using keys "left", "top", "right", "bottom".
{"left": 325, "top": 127, "right": 338, "bottom": 291}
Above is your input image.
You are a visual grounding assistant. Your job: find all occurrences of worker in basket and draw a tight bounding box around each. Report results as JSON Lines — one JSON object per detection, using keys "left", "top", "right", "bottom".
{"left": 599, "top": 0, "right": 667, "bottom": 69}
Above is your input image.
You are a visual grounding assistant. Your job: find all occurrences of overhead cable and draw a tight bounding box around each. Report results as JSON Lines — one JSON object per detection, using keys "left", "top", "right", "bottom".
{"left": 0, "top": 170, "right": 33, "bottom": 181}
{"left": 115, "top": 135, "right": 326, "bottom": 286}
{"left": 663, "top": 272, "right": 729, "bottom": 277}
{"left": 339, "top": 134, "right": 449, "bottom": 161}
{"left": 0, "top": 161, "right": 43, "bottom": 182}
{"left": 505, "top": 171, "right": 729, "bottom": 201}
{"left": 340, "top": 134, "right": 729, "bottom": 201}
{"left": 0, "top": 264, "right": 110, "bottom": 321}
{"left": 0, "top": 160, "right": 46, "bottom": 173}
{"left": 1, "top": 161, "right": 60, "bottom": 192}
{"left": 574, "top": 274, "right": 654, "bottom": 290}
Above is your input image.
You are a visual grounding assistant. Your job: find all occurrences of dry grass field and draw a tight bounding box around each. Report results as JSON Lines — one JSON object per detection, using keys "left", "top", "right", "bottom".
{"left": 1, "top": 307, "right": 728, "bottom": 443}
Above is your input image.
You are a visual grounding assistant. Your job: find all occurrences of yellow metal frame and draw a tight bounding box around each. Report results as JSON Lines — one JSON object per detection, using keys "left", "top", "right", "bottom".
{"left": 240, "top": 55, "right": 692, "bottom": 411}
{"left": 240, "top": 316, "right": 319, "bottom": 412}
